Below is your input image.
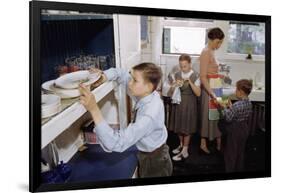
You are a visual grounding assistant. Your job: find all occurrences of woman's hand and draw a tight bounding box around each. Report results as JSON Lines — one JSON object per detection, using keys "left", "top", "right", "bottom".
{"left": 79, "top": 84, "right": 98, "bottom": 114}
{"left": 210, "top": 92, "right": 217, "bottom": 99}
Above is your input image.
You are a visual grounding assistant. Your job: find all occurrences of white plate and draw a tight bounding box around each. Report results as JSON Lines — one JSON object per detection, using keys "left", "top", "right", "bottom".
{"left": 41, "top": 94, "right": 61, "bottom": 118}
{"left": 42, "top": 103, "right": 61, "bottom": 113}
{"left": 42, "top": 94, "right": 61, "bottom": 107}
{"left": 42, "top": 80, "right": 81, "bottom": 99}
{"left": 42, "top": 105, "right": 61, "bottom": 119}
{"left": 54, "top": 70, "right": 101, "bottom": 89}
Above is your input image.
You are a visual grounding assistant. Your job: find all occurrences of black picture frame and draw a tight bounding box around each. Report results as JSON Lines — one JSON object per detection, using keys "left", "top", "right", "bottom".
{"left": 30, "top": 0, "right": 271, "bottom": 192}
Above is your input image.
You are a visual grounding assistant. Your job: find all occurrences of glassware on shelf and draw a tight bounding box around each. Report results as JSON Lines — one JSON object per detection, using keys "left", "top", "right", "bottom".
{"left": 98, "top": 55, "right": 107, "bottom": 70}
{"left": 62, "top": 53, "right": 115, "bottom": 74}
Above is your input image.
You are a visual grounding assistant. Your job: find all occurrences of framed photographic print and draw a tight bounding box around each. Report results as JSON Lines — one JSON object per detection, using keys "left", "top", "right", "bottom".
{"left": 30, "top": 0, "right": 271, "bottom": 192}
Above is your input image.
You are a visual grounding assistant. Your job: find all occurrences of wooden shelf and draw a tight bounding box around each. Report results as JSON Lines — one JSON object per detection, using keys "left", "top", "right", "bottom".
{"left": 41, "top": 81, "right": 117, "bottom": 149}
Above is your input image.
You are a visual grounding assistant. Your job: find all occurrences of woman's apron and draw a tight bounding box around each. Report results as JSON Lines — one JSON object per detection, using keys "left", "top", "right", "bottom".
{"left": 208, "top": 74, "right": 224, "bottom": 121}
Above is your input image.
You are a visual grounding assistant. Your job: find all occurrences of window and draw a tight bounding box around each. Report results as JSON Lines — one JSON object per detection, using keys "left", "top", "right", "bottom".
{"left": 227, "top": 22, "right": 265, "bottom": 56}
{"left": 162, "top": 18, "right": 213, "bottom": 55}
{"left": 140, "top": 16, "right": 149, "bottom": 47}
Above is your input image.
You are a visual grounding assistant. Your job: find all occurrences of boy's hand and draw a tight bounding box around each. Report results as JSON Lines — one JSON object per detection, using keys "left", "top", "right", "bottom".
{"left": 227, "top": 99, "right": 232, "bottom": 108}
{"left": 89, "top": 67, "right": 102, "bottom": 74}
{"left": 79, "top": 83, "right": 104, "bottom": 125}
{"left": 79, "top": 84, "right": 98, "bottom": 113}
{"left": 89, "top": 68, "right": 108, "bottom": 88}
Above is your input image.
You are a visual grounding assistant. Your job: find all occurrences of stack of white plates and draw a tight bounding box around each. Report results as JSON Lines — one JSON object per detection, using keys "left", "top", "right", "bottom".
{"left": 41, "top": 71, "right": 101, "bottom": 99}
{"left": 41, "top": 94, "right": 61, "bottom": 118}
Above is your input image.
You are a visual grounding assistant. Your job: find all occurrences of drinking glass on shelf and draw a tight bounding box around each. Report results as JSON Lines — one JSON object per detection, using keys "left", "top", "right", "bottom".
{"left": 98, "top": 56, "right": 107, "bottom": 70}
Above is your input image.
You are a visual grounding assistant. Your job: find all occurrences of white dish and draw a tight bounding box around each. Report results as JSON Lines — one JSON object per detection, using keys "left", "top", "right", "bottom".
{"left": 54, "top": 70, "right": 101, "bottom": 89}
{"left": 42, "top": 94, "right": 61, "bottom": 107}
{"left": 42, "top": 103, "right": 61, "bottom": 112}
{"left": 42, "top": 80, "right": 81, "bottom": 99}
{"left": 41, "top": 94, "right": 61, "bottom": 118}
{"left": 42, "top": 103, "right": 61, "bottom": 114}
{"left": 42, "top": 105, "right": 61, "bottom": 119}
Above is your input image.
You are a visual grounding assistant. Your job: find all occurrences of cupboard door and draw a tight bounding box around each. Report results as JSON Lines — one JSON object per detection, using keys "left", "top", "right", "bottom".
{"left": 113, "top": 14, "right": 141, "bottom": 128}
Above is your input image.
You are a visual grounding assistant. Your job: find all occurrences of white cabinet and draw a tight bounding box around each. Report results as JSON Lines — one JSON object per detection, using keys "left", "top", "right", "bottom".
{"left": 113, "top": 14, "right": 141, "bottom": 129}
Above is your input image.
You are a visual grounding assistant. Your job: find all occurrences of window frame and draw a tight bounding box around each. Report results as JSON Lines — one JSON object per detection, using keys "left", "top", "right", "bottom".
{"left": 162, "top": 18, "right": 214, "bottom": 56}
{"left": 224, "top": 21, "right": 265, "bottom": 61}
{"left": 161, "top": 19, "right": 265, "bottom": 62}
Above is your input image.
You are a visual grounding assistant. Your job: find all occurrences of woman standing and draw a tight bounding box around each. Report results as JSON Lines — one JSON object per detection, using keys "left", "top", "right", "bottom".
{"left": 200, "top": 27, "right": 225, "bottom": 154}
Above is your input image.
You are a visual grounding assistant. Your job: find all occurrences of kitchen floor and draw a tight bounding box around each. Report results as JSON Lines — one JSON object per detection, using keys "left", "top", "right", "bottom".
{"left": 68, "top": 145, "right": 138, "bottom": 183}
{"left": 67, "top": 128, "right": 265, "bottom": 183}
{"left": 167, "top": 128, "right": 266, "bottom": 176}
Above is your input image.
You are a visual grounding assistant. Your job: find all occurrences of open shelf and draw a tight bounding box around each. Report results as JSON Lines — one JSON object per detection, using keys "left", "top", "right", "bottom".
{"left": 41, "top": 81, "right": 117, "bottom": 149}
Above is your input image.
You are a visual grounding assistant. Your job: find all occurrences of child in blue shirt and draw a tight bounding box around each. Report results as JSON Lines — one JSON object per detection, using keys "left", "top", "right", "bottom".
{"left": 79, "top": 63, "right": 173, "bottom": 177}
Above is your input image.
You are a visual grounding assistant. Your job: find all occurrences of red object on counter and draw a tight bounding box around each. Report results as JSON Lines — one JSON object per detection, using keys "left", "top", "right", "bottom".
{"left": 58, "top": 65, "right": 69, "bottom": 76}
{"left": 69, "top": 65, "right": 80, "bottom": 72}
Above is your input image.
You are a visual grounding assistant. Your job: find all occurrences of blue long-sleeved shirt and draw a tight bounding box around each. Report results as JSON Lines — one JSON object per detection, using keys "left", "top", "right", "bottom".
{"left": 94, "top": 68, "right": 168, "bottom": 153}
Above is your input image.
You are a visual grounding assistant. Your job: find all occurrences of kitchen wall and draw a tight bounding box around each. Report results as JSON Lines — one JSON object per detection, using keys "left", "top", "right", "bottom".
{"left": 159, "top": 55, "right": 265, "bottom": 86}
{"left": 141, "top": 17, "right": 266, "bottom": 88}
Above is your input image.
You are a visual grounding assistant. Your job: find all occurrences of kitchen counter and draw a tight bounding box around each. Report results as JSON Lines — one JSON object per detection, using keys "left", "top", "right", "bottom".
{"left": 222, "top": 87, "right": 265, "bottom": 102}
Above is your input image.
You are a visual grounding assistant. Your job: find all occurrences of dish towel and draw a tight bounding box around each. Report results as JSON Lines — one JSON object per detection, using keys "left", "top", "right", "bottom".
{"left": 171, "top": 86, "right": 181, "bottom": 104}
{"left": 208, "top": 74, "right": 223, "bottom": 120}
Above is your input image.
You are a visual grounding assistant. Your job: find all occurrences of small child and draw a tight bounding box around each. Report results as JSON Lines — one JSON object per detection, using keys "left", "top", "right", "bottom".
{"left": 168, "top": 54, "right": 201, "bottom": 161}
{"left": 218, "top": 79, "right": 253, "bottom": 172}
{"left": 79, "top": 63, "right": 173, "bottom": 178}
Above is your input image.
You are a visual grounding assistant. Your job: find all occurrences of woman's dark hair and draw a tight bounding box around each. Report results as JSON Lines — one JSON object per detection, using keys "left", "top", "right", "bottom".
{"left": 132, "top": 62, "right": 162, "bottom": 91}
{"left": 236, "top": 79, "right": 253, "bottom": 95}
{"left": 179, "top": 54, "right": 191, "bottom": 63}
{"left": 208, "top": 27, "right": 225, "bottom": 40}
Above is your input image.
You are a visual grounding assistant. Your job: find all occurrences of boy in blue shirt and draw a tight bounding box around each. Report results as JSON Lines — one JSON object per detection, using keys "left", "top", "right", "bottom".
{"left": 79, "top": 63, "right": 173, "bottom": 177}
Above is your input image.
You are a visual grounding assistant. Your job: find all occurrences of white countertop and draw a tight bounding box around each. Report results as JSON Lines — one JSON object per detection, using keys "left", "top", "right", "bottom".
{"left": 222, "top": 87, "right": 265, "bottom": 102}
